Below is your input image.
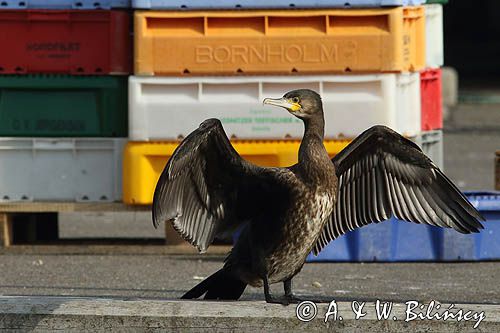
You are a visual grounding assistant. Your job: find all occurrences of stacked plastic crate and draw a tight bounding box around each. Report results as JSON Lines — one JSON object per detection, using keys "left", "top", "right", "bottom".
{"left": 124, "top": 1, "right": 461, "bottom": 261}
{"left": 125, "top": 1, "right": 427, "bottom": 205}
{"left": 420, "top": 0, "right": 446, "bottom": 168}
{"left": 0, "top": 1, "right": 131, "bottom": 202}
{"left": 313, "top": 0, "right": 448, "bottom": 262}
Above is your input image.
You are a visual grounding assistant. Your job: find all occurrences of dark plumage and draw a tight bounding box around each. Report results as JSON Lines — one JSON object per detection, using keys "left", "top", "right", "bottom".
{"left": 152, "top": 89, "right": 484, "bottom": 305}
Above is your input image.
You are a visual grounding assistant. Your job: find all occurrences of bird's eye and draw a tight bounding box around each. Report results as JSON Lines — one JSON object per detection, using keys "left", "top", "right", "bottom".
{"left": 292, "top": 97, "right": 300, "bottom": 104}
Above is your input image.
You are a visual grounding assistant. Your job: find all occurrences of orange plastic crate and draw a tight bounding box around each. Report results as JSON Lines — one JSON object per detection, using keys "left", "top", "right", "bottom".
{"left": 122, "top": 140, "right": 349, "bottom": 204}
{"left": 134, "top": 7, "right": 425, "bottom": 76}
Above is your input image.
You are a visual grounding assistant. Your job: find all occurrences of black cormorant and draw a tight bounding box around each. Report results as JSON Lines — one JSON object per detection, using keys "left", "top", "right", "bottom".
{"left": 152, "top": 89, "right": 484, "bottom": 305}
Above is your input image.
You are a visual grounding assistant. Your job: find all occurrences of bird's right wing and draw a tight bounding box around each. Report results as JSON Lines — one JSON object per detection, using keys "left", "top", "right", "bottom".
{"left": 152, "top": 119, "right": 281, "bottom": 253}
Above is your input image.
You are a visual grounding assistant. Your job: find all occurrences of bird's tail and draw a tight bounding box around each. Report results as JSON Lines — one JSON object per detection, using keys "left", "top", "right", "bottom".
{"left": 181, "top": 268, "right": 247, "bottom": 300}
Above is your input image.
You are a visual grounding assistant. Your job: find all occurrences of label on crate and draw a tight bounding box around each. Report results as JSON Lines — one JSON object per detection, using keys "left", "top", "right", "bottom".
{"left": 220, "top": 108, "right": 301, "bottom": 135}
{"left": 194, "top": 42, "right": 357, "bottom": 66}
{"left": 26, "top": 42, "right": 81, "bottom": 52}
{"left": 11, "top": 118, "right": 86, "bottom": 132}
{"left": 26, "top": 41, "right": 81, "bottom": 60}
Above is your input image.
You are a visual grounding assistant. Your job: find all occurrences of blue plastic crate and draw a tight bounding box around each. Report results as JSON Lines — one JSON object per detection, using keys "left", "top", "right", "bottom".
{"left": 442, "top": 192, "right": 500, "bottom": 261}
{"left": 355, "top": 218, "right": 441, "bottom": 262}
{"left": 355, "top": 220, "right": 393, "bottom": 262}
{"left": 390, "top": 221, "right": 442, "bottom": 261}
{"left": 441, "top": 229, "right": 476, "bottom": 261}
{"left": 1, "top": 0, "right": 130, "bottom": 9}
{"left": 307, "top": 218, "right": 442, "bottom": 263}
{"left": 306, "top": 231, "right": 357, "bottom": 262}
{"left": 132, "top": 0, "right": 423, "bottom": 10}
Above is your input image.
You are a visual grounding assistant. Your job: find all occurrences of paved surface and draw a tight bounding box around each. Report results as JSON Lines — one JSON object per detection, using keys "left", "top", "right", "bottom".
{"left": 0, "top": 254, "right": 499, "bottom": 305}
{"left": 444, "top": 103, "right": 500, "bottom": 190}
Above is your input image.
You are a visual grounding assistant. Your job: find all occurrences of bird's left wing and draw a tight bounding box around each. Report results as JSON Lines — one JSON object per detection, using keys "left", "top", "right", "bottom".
{"left": 153, "top": 119, "right": 281, "bottom": 253}
{"left": 313, "top": 125, "right": 484, "bottom": 256}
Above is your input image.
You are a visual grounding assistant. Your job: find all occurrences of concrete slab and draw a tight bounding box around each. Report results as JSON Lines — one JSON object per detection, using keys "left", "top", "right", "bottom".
{"left": 0, "top": 296, "right": 498, "bottom": 332}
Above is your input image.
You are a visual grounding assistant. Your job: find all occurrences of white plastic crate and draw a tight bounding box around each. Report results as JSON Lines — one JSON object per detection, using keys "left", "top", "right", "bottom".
{"left": 0, "top": 138, "right": 126, "bottom": 202}
{"left": 425, "top": 4, "right": 444, "bottom": 68}
{"left": 129, "top": 74, "right": 421, "bottom": 141}
{"left": 412, "top": 130, "right": 443, "bottom": 169}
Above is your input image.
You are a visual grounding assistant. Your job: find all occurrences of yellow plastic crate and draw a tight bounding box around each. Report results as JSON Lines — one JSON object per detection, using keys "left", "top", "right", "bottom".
{"left": 134, "top": 7, "right": 425, "bottom": 76}
{"left": 123, "top": 140, "right": 350, "bottom": 205}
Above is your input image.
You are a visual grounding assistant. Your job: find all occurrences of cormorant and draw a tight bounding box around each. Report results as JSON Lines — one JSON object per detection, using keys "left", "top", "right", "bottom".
{"left": 152, "top": 89, "right": 484, "bottom": 305}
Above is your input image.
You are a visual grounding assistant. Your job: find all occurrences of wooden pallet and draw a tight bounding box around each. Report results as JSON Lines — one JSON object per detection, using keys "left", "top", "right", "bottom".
{"left": 0, "top": 202, "right": 189, "bottom": 248}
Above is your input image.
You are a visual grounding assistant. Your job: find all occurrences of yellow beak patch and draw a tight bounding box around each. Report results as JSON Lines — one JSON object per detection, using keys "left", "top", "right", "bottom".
{"left": 289, "top": 102, "right": 301, "bottom": 112}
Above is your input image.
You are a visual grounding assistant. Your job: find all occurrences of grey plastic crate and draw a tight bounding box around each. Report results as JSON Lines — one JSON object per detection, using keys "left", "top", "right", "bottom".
{"left": 132, "top": 0, "right": 423, "bottom": 9}
{"left": 412, "top": 130, "right": 443, "bottom": 169}
{"left": 0, "top": 138, "right": 126, "bottom": 202}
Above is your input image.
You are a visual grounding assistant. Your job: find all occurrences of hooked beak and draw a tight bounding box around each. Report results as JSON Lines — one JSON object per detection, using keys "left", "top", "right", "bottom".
{"left": 263, "top": 97, "right": 301, "bottom": 112}
{"left": 263, "top": 97, "right": 294, "bottom": 109}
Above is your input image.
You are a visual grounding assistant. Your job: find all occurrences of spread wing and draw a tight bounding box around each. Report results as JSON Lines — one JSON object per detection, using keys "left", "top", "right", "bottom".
{"left": 313, "top": 125, "right": 484, "bottom": 256}
{"left": 152, "top": 118, "right": 283, "bottom": 253}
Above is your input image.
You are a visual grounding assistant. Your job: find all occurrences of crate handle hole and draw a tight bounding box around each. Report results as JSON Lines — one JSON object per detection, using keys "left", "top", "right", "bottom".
{"left": 2, "top": 195, "right": 9, "bottom": 200}
{"left": 291, "top": 68, "right": 298, "bottom": 73}
{"left": 236, "top": 68, "right": 243, "bottom": 73}
{"left": 183, "top": 69, "right": 190, "bottom": 74}
{"left": 21, "top": 195, "right": 29, "bottom": 200}
{"left": 344, "top": 67, "right": 352, "bottom": 72}
{"left": 0, "top": 2, "right": 7, "bottom": 6}
{"left": 95, "top": 68, "right": 103, "bottom": 73}
{"left": 289, "top": 3, "right": 295, "bottom": 7}
{"left": 15, "top": 67, "right": 23, "bottom": 72}
{"left": 81, "top": 196, "right": 89, "bottom": 201}
{"left": 94, "top": 2, "right": 101, "bottom": 7}
{"left": 0, "top": 67, "right": 4, "bottom": 71}
{"left": 18, "top": 1, "right": 25, "bottom": 6}
{"left": 180, "top": 4, "right": 187, "bottom": 8}
{"left": 75, "top": 2, "right": 83, "bottom": 6}
{"left": 235, "top": 4, "right": 241, "bottom": 7}
{"left": 344, "top": 2, "right": 351, "bottom": 7}
{"left": 76, "top": 67, "right": 84, "bottom": 72}
{"left": 100, "top": 195, "right": 108, "bottom": 201}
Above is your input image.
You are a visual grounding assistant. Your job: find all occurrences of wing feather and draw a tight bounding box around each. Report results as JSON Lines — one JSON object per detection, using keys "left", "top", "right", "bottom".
{"left": 152, "top": 119, "right": 286, "bottom": 253}
{"left": 313, "top": 125, "right": 484, "bottom": 255}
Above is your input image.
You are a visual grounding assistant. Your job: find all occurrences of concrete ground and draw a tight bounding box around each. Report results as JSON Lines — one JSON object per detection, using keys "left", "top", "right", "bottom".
{"left": 443, "top": 103, "right": 500, "bottom": 190}
{"left": 0, "top": 254, "right": 498, "bottom": 304}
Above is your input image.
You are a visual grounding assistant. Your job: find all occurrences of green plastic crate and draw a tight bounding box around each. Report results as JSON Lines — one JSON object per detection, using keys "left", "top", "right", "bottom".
{"left": 0, "top": 75, "right": 127, "bottom": 137}
{"left": 426, "top": 0, "right": 447, "bottom": 4}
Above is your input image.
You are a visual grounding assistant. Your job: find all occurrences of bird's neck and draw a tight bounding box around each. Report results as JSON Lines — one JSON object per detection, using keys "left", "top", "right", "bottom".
{"left": 298, "top": 114, "right": 327, "bottom": 165}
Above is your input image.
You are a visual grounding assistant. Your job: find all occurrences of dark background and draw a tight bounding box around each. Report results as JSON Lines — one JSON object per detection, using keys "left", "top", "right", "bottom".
{"left": 444, "top": 0, "right": 500, "bottom": 83}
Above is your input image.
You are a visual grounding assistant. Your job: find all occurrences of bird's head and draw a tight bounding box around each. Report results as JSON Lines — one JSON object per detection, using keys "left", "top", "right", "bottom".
{"left": 263, "top": 89, "right": 322, "bottom": 120}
